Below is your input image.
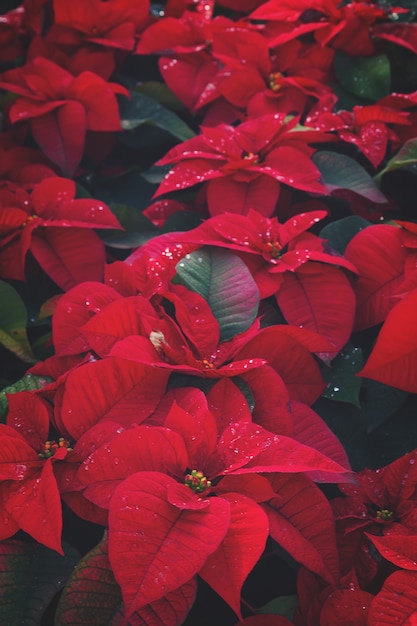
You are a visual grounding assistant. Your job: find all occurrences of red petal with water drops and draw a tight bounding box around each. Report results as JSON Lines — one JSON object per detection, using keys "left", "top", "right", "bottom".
{"left": 104, "top": 261, "right": 137, "bottom": 296}
{"left": 276, "top": 264, "right": 356, "bottom": 354}
{"left": 6, "top": 391, "right": 50, "bottom": 451}
{"left": 368, "top": 570, "right": 417, "bottom": 625}
{"left": 68, "top": 71, "right": 127, "bottom": 131}
{"left": 52, "top": 282, "right": 122, "bottom": 356}
{"left": 165, "top": 284, "right": 220, "bottom": 358}
{"left": 31, "top": 176, "right": 120, "bottom": 228}
{"left": 108, "top": 471, "right": 230, "bottom": 616}
{"left": 206, "top": 175, "right": 280, "bottom": 217}
{"left": 207, "top": 378, "right": 252, "bottom": 435}
{"left": 30, "top": 227, "right": 105, "bottom": 291}
{"left": 241, "top": 365, "right": 293, "bottom": 436}
{"left": 344, "top": 225, "right": 407, "bottom": 331}
{"left": 320, "top": 588, "right": 372, "bottom": 626}
{"left": 159, "top": 52, "right": 218, "bottom": 111}
{"left": 5, "top": 460, "right": 63, "bottom": 554}
{"left": 367, "top": 534, "right": 417, "bottom": 571}
{"left": 81, "top": 295, "right": 159, "bottom": 357}
{"left": 80, "top": 426, "right": 189, "bottom": 509}
{"left": 290, "top": 401, "right": 351, "bottom": 481}
{"left": 58, "top": 358, "right": 170, "bottom": 439}
{"left": 164, "top": 398, "right": 218, "bottom": 469}
{"left": 235, "top": 326, "right": 326, "bottom": 405}
{"left": 199, "top": 493, "right": 269, "bottom": 619}
{"left": 30, "top": 101, "right": 87, "bottom": 176}
{"left": 358, "top": 288, "right": 417, "bottom": 392}
{"left": 219, "top": 421, "right": 349, "bottom": 477}
{"left": 263, "top": 473, "right": 340, "bottom": 584}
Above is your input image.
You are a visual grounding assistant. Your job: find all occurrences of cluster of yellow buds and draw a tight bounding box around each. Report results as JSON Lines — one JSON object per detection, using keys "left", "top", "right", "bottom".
{"left": 375, "top": 509, "right": 394, "bottom": 521}
{"left": 39, "top": 438, "right": 73, "bottom": 459}
{"left": 185, "top": 470, "right": 212, "bottom": 494}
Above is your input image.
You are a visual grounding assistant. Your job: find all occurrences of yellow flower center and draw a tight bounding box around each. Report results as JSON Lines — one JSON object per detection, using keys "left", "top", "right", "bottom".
{"left": 185, "top": 470, "right": 211, "bottom": 494}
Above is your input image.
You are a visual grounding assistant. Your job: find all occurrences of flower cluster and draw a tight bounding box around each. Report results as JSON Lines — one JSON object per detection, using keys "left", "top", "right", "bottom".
{"left": 1, "top": 0, "right": 417, "bottom": 625}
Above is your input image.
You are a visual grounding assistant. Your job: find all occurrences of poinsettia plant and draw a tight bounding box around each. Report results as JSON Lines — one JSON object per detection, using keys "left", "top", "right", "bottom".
{"left": 2, "top": 0, "right": 417, "bottom": 624}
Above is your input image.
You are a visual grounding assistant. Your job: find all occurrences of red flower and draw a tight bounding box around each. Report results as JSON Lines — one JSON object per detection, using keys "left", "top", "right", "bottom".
{"left": 333, "top": 450, "right": 417, "bottom": 573}
{"left": 176, "top": 209, "right": 357, "bottom": 352}
{"left": 0, "top": 57, "right": 128, "bottom": 174}
{"left": 0, "top": 176, "right": 121, "bottom": 289}
{"left": 0, "top": 391, "right": 73, "bottom": 554}
{"left": 306, "top": 95, "right": 411, "bottom": 169}
{"left": 50, "top": 0, "right": 150, "bottom": 51}
{"left": 73, "top": 387, "right": 348, "bottom": 618}
{"left": 250, "top": 0, "right": 400, "bottom": 57}
{"left": 155, "top": 114, "right": 329, "bottom": 216}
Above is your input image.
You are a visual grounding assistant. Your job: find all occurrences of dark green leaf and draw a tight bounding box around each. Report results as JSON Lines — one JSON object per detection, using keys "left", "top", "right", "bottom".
{"left": 141, "top": 164, "right": 173, "bottom": 184}
{"left": 135, "top": 81, "right": 186, "bottom": 112}
{"left": 98, "top": 202, "right": 157, "bottom": 249}
{"left": 55, "top": 538, "right": 123, "bottom": 626}
{"left": 0, "top": 281, "right": 35, "bottom": 363}
{"left": 0, "top": 374, "right": 53, "bottom": 422}
{"left": 334, "top": 52, "right": 391, "bottom": 101}
{"left": 320, "top": 216, "right": 372, "bottom": 254}
{"left": 0, "top": 539, "right": 79, "bottom": 626}
{"left": 120, "top": 90, "right": 195, "bottom": 141}
{"left": 259, "top": 595, "right": 298, "bottom": 620}
{"left": 375, "top": 138, "right": 417, "bottom": 182}
{"left": 232, "top": 377, "right": 255, "bottom": 413}
{"left": 362, "top": 379, "right": 409, "bottom": 433}
{"left": 161, "top": 210, "right": 203, "bottom": 233}
{"left": 175, "top": 248, "right": 260, "bottom": 342}
{"left": 94, "top": 170, "right": 157, "bottom": 212}
{"left": 313, "top": 151, "right": 387, "bottom": 203}
{"left": 322, "top": 344, "right": 363, "bottom": 407}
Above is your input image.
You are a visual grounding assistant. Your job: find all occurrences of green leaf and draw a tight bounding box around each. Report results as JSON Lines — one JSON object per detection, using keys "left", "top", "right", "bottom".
{"left": 375, "top": 138, "right": 417, "bottom": 182}
{"left": 0, "top": 539, "right": 79, "bottom": 626}
{"left": 55, "top": 538, "right": 123, "bottom": 625}
{"left": 0, "top": 373, "right": 53, "bottom": 422}
{"left": 99, "top": 202, "right": 158, "bottom": 249}
{"left": 320, "top": 216, "right": 372, "bottom": 254}
{"left": 135, "top": 81, "right": 186, "bottom": 112}
{"left": 362, "top": 379, "right": 409, "bottom": 433}
{"left": 232, "top": 377, "right": 255, "bottom": 412}
{"left": 161, "top": 210, "right": 203, "bottom": 233}
{"left": 334, "top": 52, "right": 391, "bottom": 101}
{"left": 313, "top": 151, "right": 388, "bottom": 203}
{"left": 259, "top": 595, "right": 299, "bottom": 620}
{"left": 120, "top": 90, "right": 195, "bottom": 141}
{"left": 322, "top": 344, "right": 363, "bottom": 407}
{"left": 0, "top": 281, "right": 35, "bottom": 363}
{"left": 175, "top": 248, "right": 260, "bottom": 342}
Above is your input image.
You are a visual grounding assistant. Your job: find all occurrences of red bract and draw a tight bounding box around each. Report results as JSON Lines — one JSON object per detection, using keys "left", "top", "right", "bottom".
{"left": 155, "top": 114, "right": 329, "bottom": 216}
{"left": 0, "top": 57, "right": 128, "bottom": 174}
{"left": 178, "top": 209, "right": 357, "bottom": 352}
{"left": 250, "top": 0, "right": 400, "bottom": 56}
{"left": 306, "top": 96, "right": 411, "bottom": 169}
{"left": 344, "top": 222, "right": 417, "bottom": 331}
{"left": 74, "top": 388, "right": 349, "bottom": 618}
{"left": 51, "top": 0, "right": 150, "bottom": 50}
{"left": 333, "top": 450, "right": 417, "bottom": 573}
{"left": 0, "top": 391, "right": 73, "bottom": 554}
{"left": 359, "top": 287, "right": 417, "bottom": 393}
{"left": 0, "top": 176, "right": 121, "bottom": 290}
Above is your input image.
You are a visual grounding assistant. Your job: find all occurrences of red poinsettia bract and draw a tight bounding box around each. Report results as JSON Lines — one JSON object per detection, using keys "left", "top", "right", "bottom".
{"left": 50, "top": 0, "right": 150, "bottom": 51}
{"left": 0, "top": 57, "right": 128, "bottom": 174}
{"left": 154, "top": 114, "right": 329, "bottom": 216}
{"left": 0, "top": 176, "right": 121, "bottom": 290}
{"left": 0, "top": 391, "right": 74, "bottom": 554}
